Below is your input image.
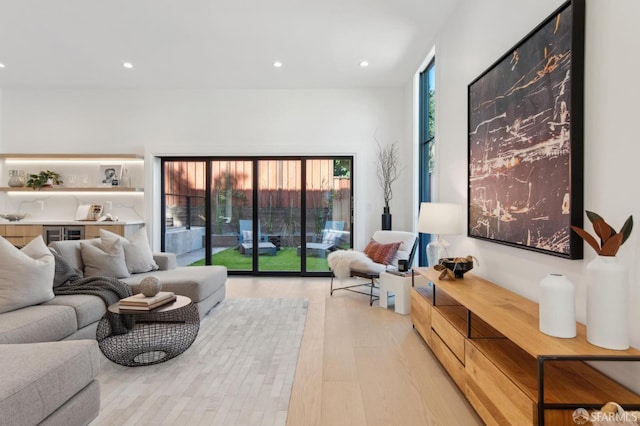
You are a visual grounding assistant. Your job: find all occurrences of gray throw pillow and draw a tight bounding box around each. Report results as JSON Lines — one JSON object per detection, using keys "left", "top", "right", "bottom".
{"left": 0, "top": 235, "right": 55, "bottom": 314}
{"left": 99, "top": 227, "right": 159, "bottom": 274}
{"left": 80, "top": 239, "right": 130, "bottom": 279}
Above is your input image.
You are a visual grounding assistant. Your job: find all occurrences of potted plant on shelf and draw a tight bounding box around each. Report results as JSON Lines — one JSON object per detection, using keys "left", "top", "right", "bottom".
{"left": 571, "top": 210, "right": 633, "bottom": 350}
{"left": 26, "top": 170, "right": 63, "bottom": 190}
{"left": 376, "top": 141, "right": 401, "bottom": 230}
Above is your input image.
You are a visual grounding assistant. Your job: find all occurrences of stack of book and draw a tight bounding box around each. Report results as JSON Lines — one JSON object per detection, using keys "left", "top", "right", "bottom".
{"left": 118, "top": 291, "right": 177, "bottom": 311}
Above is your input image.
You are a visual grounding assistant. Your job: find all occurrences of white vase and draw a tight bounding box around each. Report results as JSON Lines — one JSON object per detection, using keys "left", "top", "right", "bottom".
{"left": 539, "top": 273, "right": 576, "bottom": 338}
{"left": 586, "top": 256, "right": 629, "bottom": 350}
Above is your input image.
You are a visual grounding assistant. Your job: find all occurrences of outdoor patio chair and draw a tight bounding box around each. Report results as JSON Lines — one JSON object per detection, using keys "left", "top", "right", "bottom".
{"left": 329, "top": 230, "right": 418, "bottom": 306}
{"left": 297, "top": 220, "right": 346, "bottom": 258}
{"left": 238, "top": 219, "right": 277, "bottom": 256}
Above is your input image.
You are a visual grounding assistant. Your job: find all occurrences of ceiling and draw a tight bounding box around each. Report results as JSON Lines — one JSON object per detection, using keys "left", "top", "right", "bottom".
{"left": 0, "top": 0, "right": 458, "bottom": 89}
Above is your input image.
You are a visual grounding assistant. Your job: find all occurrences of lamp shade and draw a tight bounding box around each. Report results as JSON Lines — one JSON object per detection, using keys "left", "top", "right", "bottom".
{"left": 418, "top": 202, "right": 463, "bottom": 235}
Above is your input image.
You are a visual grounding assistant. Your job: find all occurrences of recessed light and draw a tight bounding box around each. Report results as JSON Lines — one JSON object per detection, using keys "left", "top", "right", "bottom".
{"left": 360, "top": 61, "right": 369, "bottom": 67}
{"left": 123, "top": 62, "right": 134, "bottom": 69}
{"left": 0, "top": 63, "right": 5, "bottom": 68}
{"left": 273, "top": 61, "right": 283, "bottom": 68}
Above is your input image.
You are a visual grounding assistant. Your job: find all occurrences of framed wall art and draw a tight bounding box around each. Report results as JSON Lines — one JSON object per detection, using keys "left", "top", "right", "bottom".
{"left": 99, "top": 164, "right": 122, "bottom": 186}
{"left": 467, "top": 0, "right": 585, "bottom": 259}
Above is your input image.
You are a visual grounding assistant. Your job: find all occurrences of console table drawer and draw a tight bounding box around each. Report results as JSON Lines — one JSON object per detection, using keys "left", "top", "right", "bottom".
{"left": 411, "top": 288, "right": 432, "bottom": 346}
{"left": 431, "top": 308, "right": 465, "bottom": 363}
{"left": 430, "top": 330, "right": 465, "bottom": 390}
{"left": 465, "top": 341, "right": 536, "bottom": 425}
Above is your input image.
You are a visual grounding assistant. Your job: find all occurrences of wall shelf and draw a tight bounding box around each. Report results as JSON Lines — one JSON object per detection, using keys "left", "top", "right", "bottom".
{"left": 0, "top": 154, "right": 143, "bottom": 161}
{"left": 0, "top": 153, "right": 145, "bottom": 192}
{"left": 0, "top": 186, "right": 144, "bottom": 193}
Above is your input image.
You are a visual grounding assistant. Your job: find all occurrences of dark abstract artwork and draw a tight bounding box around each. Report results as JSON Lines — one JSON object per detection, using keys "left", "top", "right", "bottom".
{"left": 467, "top": 0, "right": 584, "bottom": 259}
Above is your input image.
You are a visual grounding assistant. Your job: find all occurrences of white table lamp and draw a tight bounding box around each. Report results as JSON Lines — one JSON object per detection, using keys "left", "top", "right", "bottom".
{"left": 418, "top": 202, "right": 463, "bottom": 266}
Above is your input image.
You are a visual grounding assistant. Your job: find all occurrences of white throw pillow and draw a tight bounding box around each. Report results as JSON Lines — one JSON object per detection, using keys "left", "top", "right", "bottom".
{"left": 80, "top": 238, "right": 130, "bottom": 278}
{"left": 242, "top": 230, "right": 253, "bottom": 244}
{"left": 0, "top": 235, "right": 55, "bottom": 314}
{"left": 99, "top": 228, "right": 158, "bottom": 274}
{"left": 322, "top": 230, "right": 340, "bottom": 245}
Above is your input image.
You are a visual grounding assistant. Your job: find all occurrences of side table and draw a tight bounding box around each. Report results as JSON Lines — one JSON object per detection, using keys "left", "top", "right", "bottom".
{"left": 379, "top": 271, "right": 427, "bottom": 314}
{"left": 96, "top": 295, "right": 200, "bottom": 366}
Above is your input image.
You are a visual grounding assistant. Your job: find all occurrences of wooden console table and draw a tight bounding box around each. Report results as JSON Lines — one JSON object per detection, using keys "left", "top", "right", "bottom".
{"left": 411, "top": 267, "right": 640, "bottom": 425}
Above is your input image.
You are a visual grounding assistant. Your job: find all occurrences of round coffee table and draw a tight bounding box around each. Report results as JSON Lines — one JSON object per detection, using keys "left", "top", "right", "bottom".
{"left": 96, "top": 295, "right": 200, "bottom": 367}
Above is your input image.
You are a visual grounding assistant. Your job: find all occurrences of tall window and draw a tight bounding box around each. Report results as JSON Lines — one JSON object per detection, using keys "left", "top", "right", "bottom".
{"left": 419, "top": 59, "right": 435, "bottom": 265}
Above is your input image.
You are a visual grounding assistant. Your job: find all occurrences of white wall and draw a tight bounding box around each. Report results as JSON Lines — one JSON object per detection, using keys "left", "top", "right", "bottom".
{"left": 433, "top": 0, "right": 640, "bottom": 391}
{"left": 0, "top": 89, "right": 3, "bottom": 151}
{"left": 0, "top": 88, "right": 412, "bottom": 247}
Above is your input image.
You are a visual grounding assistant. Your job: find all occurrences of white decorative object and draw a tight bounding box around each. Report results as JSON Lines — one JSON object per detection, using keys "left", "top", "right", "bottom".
{"left": 586, "top": 256, "right": 629, "bottom": 350}
{"left": 539, "top": 273, "right": 576, "bottom": 338}
{"left": 140, "top": 276, "right": 162, "bottom": 297}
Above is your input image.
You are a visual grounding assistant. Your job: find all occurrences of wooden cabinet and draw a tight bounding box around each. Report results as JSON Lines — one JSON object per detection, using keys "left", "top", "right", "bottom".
{"left": 84, "top": 223, "right": 144, "bottom": 239}
{"left": 0, "top": 223, "right": 144, "bottom": 246}
{"left": 411, "top": 267, "right": 640, "bottom": 426}
{"left": 0, "top": 224, "right": 43, "bottom": 247}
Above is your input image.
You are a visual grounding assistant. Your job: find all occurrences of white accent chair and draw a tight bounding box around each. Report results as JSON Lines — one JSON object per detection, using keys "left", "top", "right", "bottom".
{"left": 329, "top": 230, "right": 418, "bottom": 306}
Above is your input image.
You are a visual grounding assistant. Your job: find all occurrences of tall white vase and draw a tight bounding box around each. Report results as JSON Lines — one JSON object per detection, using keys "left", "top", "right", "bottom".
{"left": 586, "top": 256, "right": 629, "bottom": 350}
{"left": 539, "top": 274, "right": 576, "bottom": 338}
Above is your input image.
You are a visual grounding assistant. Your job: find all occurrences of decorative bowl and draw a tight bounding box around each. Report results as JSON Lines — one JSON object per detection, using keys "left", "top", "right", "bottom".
{"left": 439, "top": 257, "right": 474, "bottom": 279}
{"left": 0, "top": 213, "right": 28, "bottom": 222}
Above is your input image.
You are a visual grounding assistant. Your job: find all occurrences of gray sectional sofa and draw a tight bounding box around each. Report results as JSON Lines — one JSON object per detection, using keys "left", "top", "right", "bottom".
{"left": 0, "top": 235, "right": 227, "bottom": 425}
{"left": 48, "top": 238, "right": 227, "bottom": 321}
{"left": 0, "top": 340, "right": 101, "bottom": 426}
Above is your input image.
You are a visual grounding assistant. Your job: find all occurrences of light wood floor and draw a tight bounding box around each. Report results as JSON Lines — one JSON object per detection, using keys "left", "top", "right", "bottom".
{"left": 227, "top": 276, "right": 482, "bottom": 426}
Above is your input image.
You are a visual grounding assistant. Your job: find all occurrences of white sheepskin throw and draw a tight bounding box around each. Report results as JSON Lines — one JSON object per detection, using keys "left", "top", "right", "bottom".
{"left": 327, "top": 250, "right": 370, "bottom": 280}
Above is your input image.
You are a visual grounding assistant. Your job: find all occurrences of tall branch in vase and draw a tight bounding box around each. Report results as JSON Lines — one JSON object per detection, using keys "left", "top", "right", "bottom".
{"left": 376, "top": 140, "right": 401, "bottom": 230}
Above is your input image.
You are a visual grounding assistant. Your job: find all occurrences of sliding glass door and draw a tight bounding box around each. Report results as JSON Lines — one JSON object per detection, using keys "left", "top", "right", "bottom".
{"left": 303, "top": 159, "right": 351, "bottom": 272}
{"left": 162, "top": 156, "right": 352, "bottom": 276}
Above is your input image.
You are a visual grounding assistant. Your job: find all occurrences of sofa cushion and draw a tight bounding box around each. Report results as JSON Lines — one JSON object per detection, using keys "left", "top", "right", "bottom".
{"left": 0, "top": 235, "right": 55, "bottom": 314}
{"left": 0, "top": 340, "right": 100, "bottom": 426}
{"left": 100, "top": 227, "right": 159, "bottom": 274}
{"left": 81, "top": 239, "right": 130, "bottom": 279}
{"left": 48, "top": 239, "right": 100, "bottom": 272}
{"left": 122, "top": 265, "right": 227, "bottom": 303}
{"left": 39, "top": 380, "right": 100, "bottom": 426}
{"left": 0, "top": 305, "right": 78, "bottom": 344}
{"left": 153, "top": 252, "right": 177, "bottom": 271}
{"left": 42, "top": 295, "right": 106, "bottom": 329}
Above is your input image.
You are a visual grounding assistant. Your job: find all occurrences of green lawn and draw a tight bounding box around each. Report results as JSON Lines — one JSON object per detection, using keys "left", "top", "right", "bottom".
{"left": 189, "top": 247, "right": 330, "bottom": 271}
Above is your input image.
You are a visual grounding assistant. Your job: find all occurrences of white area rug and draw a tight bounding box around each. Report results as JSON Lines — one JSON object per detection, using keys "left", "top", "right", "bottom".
{"left": 92, "top": 297, "right": 308, "bottom": 426}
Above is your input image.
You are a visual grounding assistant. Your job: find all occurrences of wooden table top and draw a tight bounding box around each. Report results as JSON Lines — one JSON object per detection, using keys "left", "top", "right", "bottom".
{"left": 413, "top": 267, "right": 640, "bottom": 358}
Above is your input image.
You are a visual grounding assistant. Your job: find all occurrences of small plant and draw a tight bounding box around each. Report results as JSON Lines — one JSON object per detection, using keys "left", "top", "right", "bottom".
{"left": 571, "top": 211, "right": 633, "bottom": 256}
{"left": 26, "top": 170, "right": 63, "bottom": 190}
